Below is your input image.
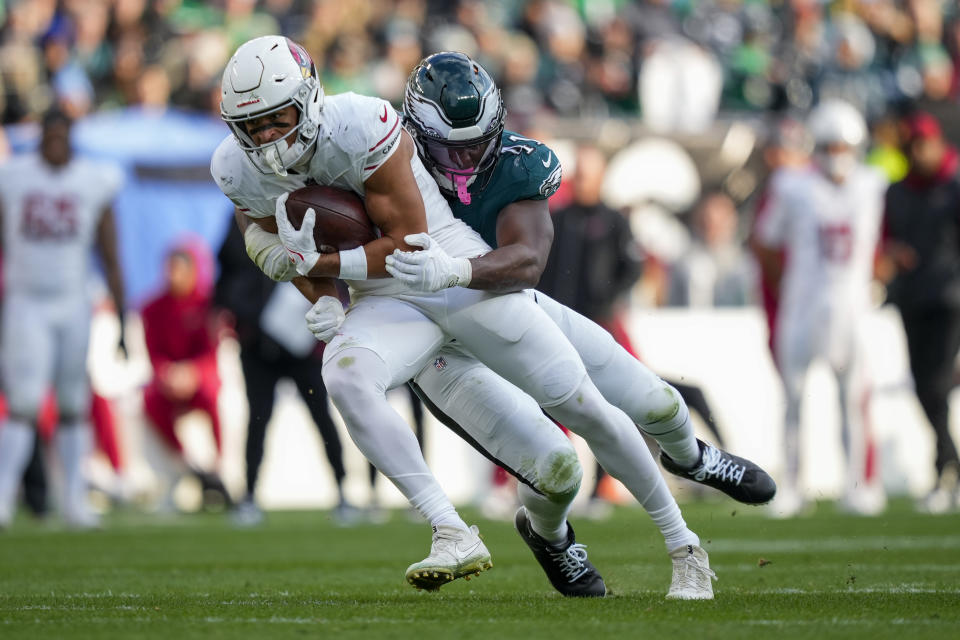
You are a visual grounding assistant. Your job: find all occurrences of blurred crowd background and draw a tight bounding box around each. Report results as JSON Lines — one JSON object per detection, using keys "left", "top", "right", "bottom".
{"left": 3, "top": 0, "right": 960, "bottom": 126}
{"left": 4, "top": 0, "right": 960, "bottom": 298}
{"left": 2, "top": 0, "right": 960, "bottom": 525}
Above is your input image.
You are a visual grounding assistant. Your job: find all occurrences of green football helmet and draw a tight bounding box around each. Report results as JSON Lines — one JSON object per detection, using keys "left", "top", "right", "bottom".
{"left": 403, "top": 52, "right": 505, "bottom": 204}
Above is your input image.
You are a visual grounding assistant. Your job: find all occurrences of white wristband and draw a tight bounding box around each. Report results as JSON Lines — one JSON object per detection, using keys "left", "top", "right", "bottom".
{"left": 338, "top": 246, "right": 368, "bottom": 280}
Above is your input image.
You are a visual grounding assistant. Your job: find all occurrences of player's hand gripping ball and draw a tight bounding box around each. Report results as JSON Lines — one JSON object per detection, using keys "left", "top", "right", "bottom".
{"left": 276, "top": 185, "right": 379, "bottom": 276}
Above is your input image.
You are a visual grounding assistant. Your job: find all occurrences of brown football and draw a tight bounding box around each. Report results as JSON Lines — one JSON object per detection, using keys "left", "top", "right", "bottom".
{"left": 284, "top": 185, "right": 379, "bottom": 254}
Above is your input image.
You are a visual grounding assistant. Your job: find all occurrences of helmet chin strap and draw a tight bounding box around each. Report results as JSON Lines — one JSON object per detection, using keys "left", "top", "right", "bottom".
{"left": 448, "top": 172, "right": 472, "bottom": 204}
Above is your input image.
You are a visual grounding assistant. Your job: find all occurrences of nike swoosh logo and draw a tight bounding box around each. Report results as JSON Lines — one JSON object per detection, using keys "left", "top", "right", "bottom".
{"left": 379, "top": 105, "right": 388, "bottom": 122}
{"left": 456, "top": 540, "right": 483, "bottom": 556}
{"left": 541, "top": 151, "right": 552, "bottom": 168}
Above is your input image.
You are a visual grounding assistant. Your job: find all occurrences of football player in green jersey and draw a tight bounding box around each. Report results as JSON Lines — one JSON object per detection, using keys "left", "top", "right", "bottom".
{"left": 387, "top": 51, "right": 776, "bottom": 592}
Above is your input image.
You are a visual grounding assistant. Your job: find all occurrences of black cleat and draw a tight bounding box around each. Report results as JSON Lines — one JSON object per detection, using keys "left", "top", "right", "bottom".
{"left": 661, "top": 438, "right": 777, "bottom": 505}
{"left": 514, "top": 507, "right": 606, "bottom": 597}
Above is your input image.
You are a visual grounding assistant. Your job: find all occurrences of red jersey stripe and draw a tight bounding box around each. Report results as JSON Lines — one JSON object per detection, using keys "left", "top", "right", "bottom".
{"left": 368, "top": 115, "right": 399, "bottom": 152}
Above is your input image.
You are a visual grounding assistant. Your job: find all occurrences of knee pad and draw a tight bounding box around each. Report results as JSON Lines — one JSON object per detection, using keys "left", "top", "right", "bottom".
{"left": 636, "top": 383, "right": 686, "bottom": 437}
{"left": 535, "top": 445, "right": 582, "bottom": 502}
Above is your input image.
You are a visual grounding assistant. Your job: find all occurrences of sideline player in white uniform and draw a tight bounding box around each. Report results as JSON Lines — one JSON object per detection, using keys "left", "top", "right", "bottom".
{"left": 754, "top": 99, "right": 887, "bottom": 517}
{"left": 0, "top": 109, "right": 126, "bottom": 529}
{"left": 212, "top": 37, "right": 712, "bottom": 598}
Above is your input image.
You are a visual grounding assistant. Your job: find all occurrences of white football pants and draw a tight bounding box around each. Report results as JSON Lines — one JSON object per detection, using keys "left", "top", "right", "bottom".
{"left": 775, "top": 307, "right": 878, "bottom": 497}
{"left": 1, "top": 291, "right": 92, "bottom": 419}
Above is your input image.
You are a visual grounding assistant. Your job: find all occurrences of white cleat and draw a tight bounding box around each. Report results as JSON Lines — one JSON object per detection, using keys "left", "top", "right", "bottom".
{"left": 63, "top": 507, "right": 101, "bottom": 531}
{"left": 231, "top": 499, "right": 265, "bottom": 528}
{"left": 839, "top": 486, "right": 887, "bottom": 516}
{"left": 666, "top": 544, "right": 717, "bottom": 600}
{"left": 767, "top": 486, "right": 811, "bottom": 519}
{"left": 918, "top": 465, "right": 960, "bottom": 514}
{"left": 917, "top": 486, "right": 960, "bottom": 514}
{"left": 405, "top": 524, "right": 493, "bottom": 591}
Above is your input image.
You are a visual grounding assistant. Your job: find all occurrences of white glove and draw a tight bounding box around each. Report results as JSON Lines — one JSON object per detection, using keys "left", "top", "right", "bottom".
{"left": 275, "top": 192, "right": 321, "bottom": 276}
{"left": 384, "top": 233, "right": 472, "bottom": 292}
{"left": 244, "top": 223, "right": 298, "bottom": 282}
{"left": 305, "top": 295, "right": 345, "bottom": 343}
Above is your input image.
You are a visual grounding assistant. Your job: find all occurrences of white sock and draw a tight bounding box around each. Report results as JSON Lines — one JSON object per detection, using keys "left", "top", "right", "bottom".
{"left": 410, "top": 483, "right": 469, "bottom": 531}
{"left": 518, "top": 482, "right": 571, "bottom": 545}
{"left": 0, "top": 419, "right": 36, "bottom": 519}
{"left": 647, "top": 501, "right": 699, "bottom": 551}
{"left": 55, "top": 421, "right": 93, "bottom": 518}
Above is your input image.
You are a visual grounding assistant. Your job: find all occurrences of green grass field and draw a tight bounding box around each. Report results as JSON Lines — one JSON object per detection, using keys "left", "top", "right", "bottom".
{"left": 1, "top": 499, "right": 958, "bottom": 640}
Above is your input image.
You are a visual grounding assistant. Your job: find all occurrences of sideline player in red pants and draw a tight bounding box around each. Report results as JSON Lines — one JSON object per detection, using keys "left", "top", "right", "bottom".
{"left": 141, "top": 239, "right": 231, "bottom": 507}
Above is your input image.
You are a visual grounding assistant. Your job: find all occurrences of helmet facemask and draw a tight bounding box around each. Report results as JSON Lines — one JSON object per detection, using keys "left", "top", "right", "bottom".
{"left": 815, "top": 143, "right": 858, "bottom": 183}
{"left": 414, "top": 118, "right": 503, "bottom": 204}
{"left": 223, "top": 93, "right": 318, "bottom": 177}
{"left": 403, "top": 52, "right": 505, "bottom": 204}
{"left": 220, "top": 36, "right": 324, "bottom": 177}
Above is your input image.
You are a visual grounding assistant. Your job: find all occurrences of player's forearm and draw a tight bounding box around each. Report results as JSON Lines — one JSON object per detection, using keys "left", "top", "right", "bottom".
{"left": 304, "top": 236, "right": 401, "bottom": 279}
{"left": 106, "top": 270, "right": 126, "bottom": 321}
{"left": 751, "top": 240, "right": 783, "bottom": 295}
{"left": 467, "top": 245, "right": 545, "bottom": 293}
{"left": 290, "top": 276, "right": 339, "bottom": 304}
{"left": 96, "top": 208, "right": 126, "bottom": 313}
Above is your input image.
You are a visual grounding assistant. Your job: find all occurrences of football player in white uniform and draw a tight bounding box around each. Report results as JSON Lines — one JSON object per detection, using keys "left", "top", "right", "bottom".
{"left": 0, "top": 109, "right": 126, "bottom": 529}
{"left": 213, "top": 37, "right": 713, "bottom": 598}
{"left": 754, "top": 99, "right": 887, "bottom": 517}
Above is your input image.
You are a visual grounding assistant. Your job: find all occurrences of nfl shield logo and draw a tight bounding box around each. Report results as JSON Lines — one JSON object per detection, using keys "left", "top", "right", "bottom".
{"left": 434, "top": 357, "right": 446, "bottom": 371}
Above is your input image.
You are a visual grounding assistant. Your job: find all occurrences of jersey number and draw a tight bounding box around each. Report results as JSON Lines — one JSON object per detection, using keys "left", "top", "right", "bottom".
{"left": 818, "top": 223, "right": 852, "bottom": 263}
{"left": 20, "top": 193, "right": 79, "bottom": 241}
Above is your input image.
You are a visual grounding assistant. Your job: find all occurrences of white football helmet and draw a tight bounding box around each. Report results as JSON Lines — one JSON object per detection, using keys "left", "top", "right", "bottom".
{"left": 220, "top": 35, "right": 324, "bottom": 176}
{"left": 807, "top": 98, "right": 867, "bottom": 148}
{"left": 807, "top": 99, "right": 866, "bottom": 181}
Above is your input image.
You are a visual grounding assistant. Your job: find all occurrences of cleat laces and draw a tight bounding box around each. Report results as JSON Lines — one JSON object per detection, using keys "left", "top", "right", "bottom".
{"left": 550, "top": 543, "right": 590, "bottom": 583}
{"left": 672, "top": 548, "right": 717, "bottom": 594}
{"left": 692, "top": 445, "right": 746, "bottom": 486}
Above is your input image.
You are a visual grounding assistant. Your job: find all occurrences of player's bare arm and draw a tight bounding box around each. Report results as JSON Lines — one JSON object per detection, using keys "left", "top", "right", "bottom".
{"left": 235, "top": 208, "right": 278, "bottom": 234}
{"left": 290, "top": 275, "right": 338, "bottom": 304}
{"left": 751, "top": 239, "right": 784, "bottom": 298}
{"left": 466, "top": 199, "right": 554, "bottom": 293}
{"left": 95, "top": 206, "right": 127, "bottom": 354}
{"left": 296, "top": 131, "right": 426, "bottom": 279}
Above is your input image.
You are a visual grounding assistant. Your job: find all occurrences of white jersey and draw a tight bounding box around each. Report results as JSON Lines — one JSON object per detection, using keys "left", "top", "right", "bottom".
{"left": 0, "top": 153, "right": 123, "bottom": 296}
{"left": 754, "top": 165, "right": 886, "bottom": 328}
{"left": 210, "top": 92, "right": 491, "bottom": 297}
